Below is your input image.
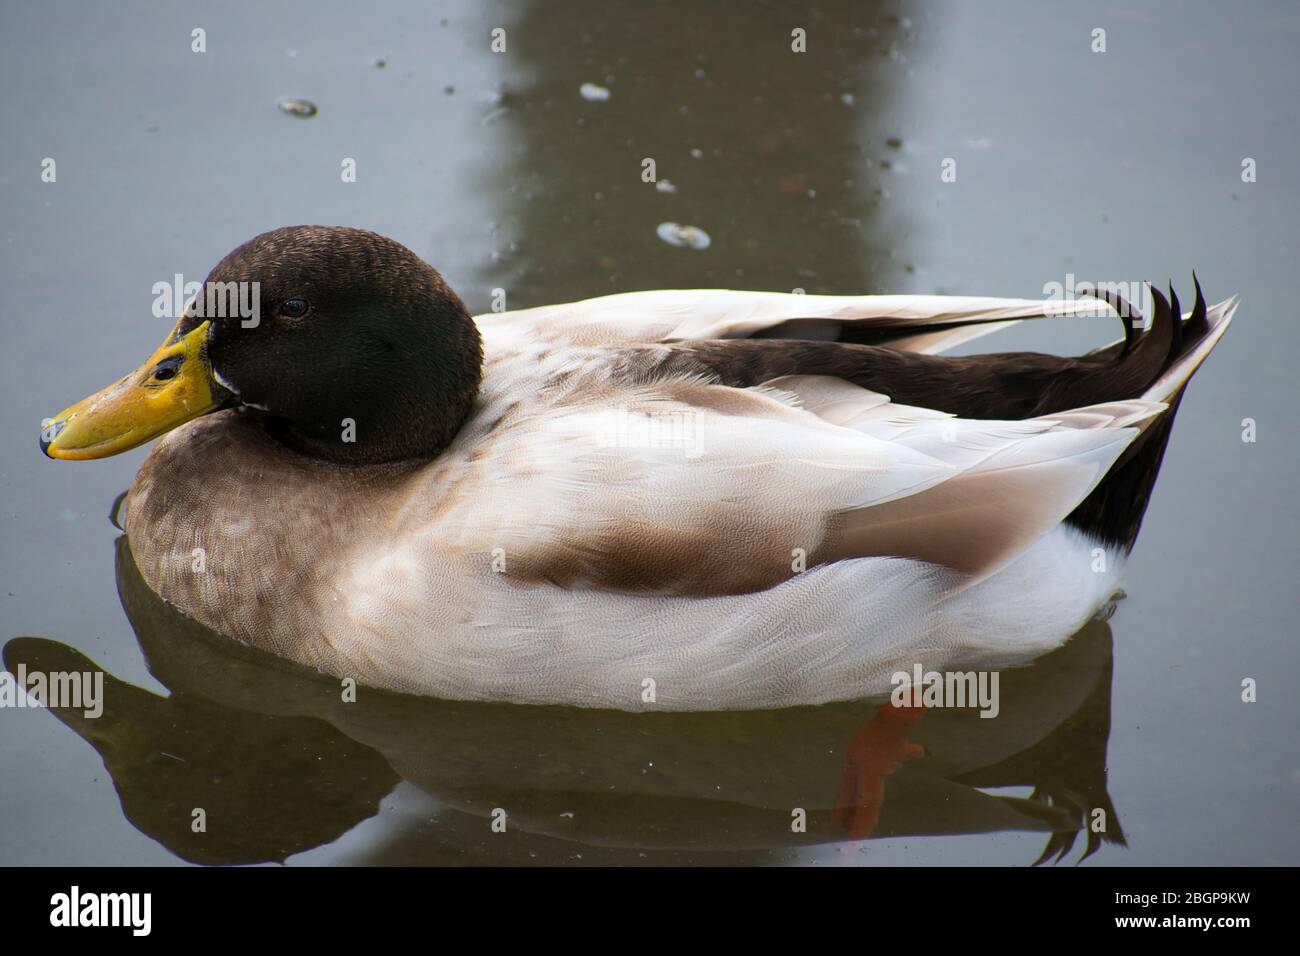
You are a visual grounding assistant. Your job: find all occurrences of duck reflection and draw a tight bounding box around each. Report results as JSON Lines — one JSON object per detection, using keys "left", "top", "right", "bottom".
{"left": 478, "top": 1, "right": 924, "bottom": 307}
{"left": 3, "top": 532, "right": 1124, "bottom": 866}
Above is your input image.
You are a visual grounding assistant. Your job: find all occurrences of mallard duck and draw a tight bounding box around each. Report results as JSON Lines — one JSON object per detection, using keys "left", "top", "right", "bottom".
{"left": 41, "top": 226, "right": 1235, "bottom": 710}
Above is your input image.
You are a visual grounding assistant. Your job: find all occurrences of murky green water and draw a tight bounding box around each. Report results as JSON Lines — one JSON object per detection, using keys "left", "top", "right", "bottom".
{"left": 1, "top": 0, "right": 1297, "bottom": 865}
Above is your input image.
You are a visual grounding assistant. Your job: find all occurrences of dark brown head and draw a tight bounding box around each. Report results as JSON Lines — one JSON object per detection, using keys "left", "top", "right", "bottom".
{"left": 43, "top": 226, "right": 483, "bottom": 465}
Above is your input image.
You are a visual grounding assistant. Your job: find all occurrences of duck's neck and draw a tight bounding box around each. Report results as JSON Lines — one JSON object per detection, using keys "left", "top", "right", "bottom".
{"left": 260, "top": 315, "right": 484, "bottom": 467}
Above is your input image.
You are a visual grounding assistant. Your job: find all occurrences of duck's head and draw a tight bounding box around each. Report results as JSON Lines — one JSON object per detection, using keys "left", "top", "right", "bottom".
{"left": 41, "top": 226, "right": 483, "bottom": 465}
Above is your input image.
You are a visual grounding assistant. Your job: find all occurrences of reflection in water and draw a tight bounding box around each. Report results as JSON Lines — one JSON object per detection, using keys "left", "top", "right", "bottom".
{"left": 3, "top": 535, "right": 1124, "bottom": 866}
{"left": 480, "top": 1, "right": 924, "bottom": 307}
{"left": 3, "top": 635, "right": 396, "bottom": 866}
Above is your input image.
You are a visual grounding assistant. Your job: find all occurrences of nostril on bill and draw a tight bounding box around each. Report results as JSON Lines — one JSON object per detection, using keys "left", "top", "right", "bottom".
{"left": 150, "top": 356, "right": 183, "bottom": 383}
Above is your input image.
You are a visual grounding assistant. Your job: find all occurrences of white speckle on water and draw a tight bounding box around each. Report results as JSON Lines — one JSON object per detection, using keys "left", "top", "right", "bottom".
{"left": 657, "top": 222, "right": 711, "bottom": 250}
{"left": 655, "top": 179, "right": 677, "bottom": 194}
{"left": 579, "top": 82, "right": 611, "bottom": 102}
{"left": 277, "top": 97, "right": 317, "bottom": 118}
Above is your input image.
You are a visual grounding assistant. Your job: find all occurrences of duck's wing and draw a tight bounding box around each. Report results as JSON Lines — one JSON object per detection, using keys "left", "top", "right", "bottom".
{"left": 469, "top": 282, "right": 1232, "bottom": 570}
{"left": 479, "top": 289, "right": 1114, "bottom": 354}
{"left": 432, "top": 371, "right": 1161, "bottom": 598}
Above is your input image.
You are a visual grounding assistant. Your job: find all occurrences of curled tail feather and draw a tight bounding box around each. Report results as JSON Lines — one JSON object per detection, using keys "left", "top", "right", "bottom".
{"left": 1066, "top": 279, "right": 1235, "bottom": 550}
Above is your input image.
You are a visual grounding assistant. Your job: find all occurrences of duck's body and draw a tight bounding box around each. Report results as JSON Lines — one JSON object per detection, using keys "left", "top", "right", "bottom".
{"left": 46, "top": 227, "right": 1236, "bottom": 710}
{"left": 127, "top": 421, "right": 1120, "bottom": 708}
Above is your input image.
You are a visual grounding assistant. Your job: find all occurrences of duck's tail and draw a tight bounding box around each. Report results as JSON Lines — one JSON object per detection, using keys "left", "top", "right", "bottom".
{"left": 1064, "top": 279, "right": 1237, "bottom": 551}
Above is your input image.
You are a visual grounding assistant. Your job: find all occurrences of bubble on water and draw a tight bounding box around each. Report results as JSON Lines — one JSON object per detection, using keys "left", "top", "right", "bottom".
{"left": 840, "top": 93, "right": 855, "bottom": 106}
{"left": 278, "top": 97, "right": 318, "bottom": 118}
{"left": 655, "top": 179, "right": 677, "bottom": 194}
{"left": 579, "top": 82, "right": 611, "bottom": 102}
{"left": 657, "top": 222, "right": 710, "bottom": 250}
{"left": 689, "top": 148, "right": 703, "bottom": 159}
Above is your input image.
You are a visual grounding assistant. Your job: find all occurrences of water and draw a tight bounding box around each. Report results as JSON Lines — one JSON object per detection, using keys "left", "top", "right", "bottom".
{"left": 1, "top": 0, "right": 1297, "bottom": 866}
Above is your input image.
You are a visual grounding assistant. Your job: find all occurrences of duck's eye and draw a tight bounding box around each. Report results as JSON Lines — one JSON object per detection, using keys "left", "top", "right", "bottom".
{"left": 279, "top": 298, "right": 309, "bottom": 318}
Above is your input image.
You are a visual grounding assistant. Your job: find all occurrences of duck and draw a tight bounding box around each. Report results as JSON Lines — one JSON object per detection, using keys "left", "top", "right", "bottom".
{"left": 41, "top": 226, "right": 1236, "bottom": 711}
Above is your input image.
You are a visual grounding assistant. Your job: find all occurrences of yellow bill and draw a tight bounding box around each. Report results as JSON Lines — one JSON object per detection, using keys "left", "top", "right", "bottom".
{"left": 42, "top": 319, "right": 229, "bottom": 460}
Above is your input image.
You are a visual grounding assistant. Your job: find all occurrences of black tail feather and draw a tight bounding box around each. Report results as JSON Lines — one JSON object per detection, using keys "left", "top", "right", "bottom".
{"left": 1185, "top": 272, "right": 1210, "bottom": 338}
{"left": 1065, "top": 278, "right": 1222, "bottom": 551}
{"left": 1076, "top": 284, "right": 1138, "bottom": 358}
